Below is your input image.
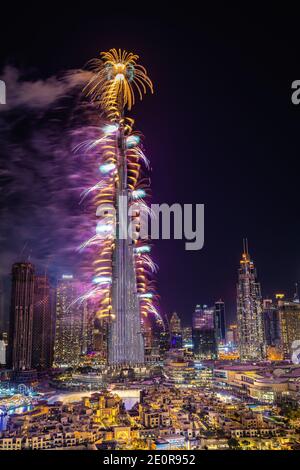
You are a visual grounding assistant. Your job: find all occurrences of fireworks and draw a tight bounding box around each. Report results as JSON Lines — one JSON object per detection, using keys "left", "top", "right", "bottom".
{"left": 84, "top": 48, "right": 153, "bottom": 120}
{"left": 78, "top": 49, "right": 162, "bottom": 336}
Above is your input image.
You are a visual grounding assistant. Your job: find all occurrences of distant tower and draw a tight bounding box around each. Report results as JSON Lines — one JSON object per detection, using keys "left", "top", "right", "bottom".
{"left": 293, "top": 282, "right": 300, "bottom": 303}
{"left": 9, "top": 262, "right": 35, "bottom": 371}
{"left": 0, "top": 336, "right": 6, "bottom": 365}
{"left": 262, "top": 299, "right": 281, "bottom": 347}
{"left": 54, "top": 275, "right": 85, "bottom": 368}
{"left": 93, "top": 318, "right": 108, "bottom": 362}
{"left": 81, "top": 301, "right": 95, "bottom": 356}
{"left": 226, "top": 323, "right": 238, "bottom": 346}
{"left": 0, "top": 278, "right": 5, "bottom": 332}
{"left": 32, "top": 274, "right": 54, "bottom": 370}
{"left": 169, "top": 312, "right": 182, "bottom": 348}
{"left": 192, "top": 305, "right": 217, "bottom": 359}
{"left": 192, "top": 305, "right": 203, "bottom": 330}
{"left": 277, "top": 294, "right": 300, "bottom": 359}
{"left": 170, "top": 312, "right": 181, "bottom": 335}
{"left": 237, "top": 240, "right": 265, "bottom": 361}
{"left": 215, "top": 300, "right": 226, "bottom": 344}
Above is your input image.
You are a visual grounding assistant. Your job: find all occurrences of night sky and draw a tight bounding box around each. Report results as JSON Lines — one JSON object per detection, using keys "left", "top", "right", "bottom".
{"left": 1, "top": 5, "right": 300, "bottom": 327}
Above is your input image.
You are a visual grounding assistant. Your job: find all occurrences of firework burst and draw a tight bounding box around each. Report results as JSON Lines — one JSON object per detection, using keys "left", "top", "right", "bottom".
{"left": 77, "top": 48, "right": 162, "bottom": 350}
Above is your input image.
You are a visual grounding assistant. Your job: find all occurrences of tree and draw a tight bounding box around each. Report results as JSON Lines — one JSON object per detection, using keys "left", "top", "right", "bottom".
{"left": 228, "top": 437, "right": 241, "bottom": 449}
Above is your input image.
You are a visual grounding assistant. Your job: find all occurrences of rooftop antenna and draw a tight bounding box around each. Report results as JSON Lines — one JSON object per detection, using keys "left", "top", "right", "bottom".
{"left": 243, "top": 238, "right": 249, "bottom": 255}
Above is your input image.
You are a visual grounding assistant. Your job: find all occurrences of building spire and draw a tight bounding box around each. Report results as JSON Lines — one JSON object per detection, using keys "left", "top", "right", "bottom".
{"left": 243, "top": 237, "right": 249, "bottom": 255}
{"left": 241, "top": 238, "right": 250, "bottom": 263}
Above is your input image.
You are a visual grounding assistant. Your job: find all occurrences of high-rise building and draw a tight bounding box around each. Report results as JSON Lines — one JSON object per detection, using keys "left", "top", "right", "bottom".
{"left": 54, "top": 275, "right": 86, "bottom": 368}
{"left": 157, "top": 330, "right": 170, "bottom": 356}
{"left": 83, "top": 50, "right": 156, "bottom": 368}
{"left": 93, "top": 318, "right": 108, "bottom": 362}
{"left": 182, "top": 326, "right": 193, "bottom": 348}
{"left": 277, "top": 296, "right": 300, "bottom": 359}
{"left": 226, "top": 323, "right": 238, "bottom": 346}
{"left": 143, "top": 322, "right": 153, "bottom": 352}
{"left": 107, "top": 131, "right": 144, "bottom": 367}
{"left": 8, "top": 262, "right": 35, "bottom": 371}
{"left": 215, "top": 300, "right": 226, "bottom": 344}
{"left": 169, "top": 312, "right": 181, "bottom": 334}
{"left": 32, "top": 275, "right": 54, "bottom": 370}
{"left": 0, "top": 278, "right": 4, "bottom": 333}
{"left": 262, "top": 299, "right": 281, "bottom": 348}
{"left": 192, "top": 305, "right": 218, "bottom": 359}
{"left": 169, "top": 312, "right": 182, "bottom": 348}
{"left": 192, "top": 305, "right": 202, "bottom": 330}
{"left": 237, "top": 240, "right": 265, "bottom": 361}
{"left": 0, "top": 336, "right": 6, "bottom": 365}
{"left": 81, "top": 301, "right": 95, "bottom": 356}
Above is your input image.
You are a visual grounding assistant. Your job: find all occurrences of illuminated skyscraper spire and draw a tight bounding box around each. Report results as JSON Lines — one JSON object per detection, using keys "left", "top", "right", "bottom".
{"left": 237, "top": 239, "right": 266, "bottom": 361}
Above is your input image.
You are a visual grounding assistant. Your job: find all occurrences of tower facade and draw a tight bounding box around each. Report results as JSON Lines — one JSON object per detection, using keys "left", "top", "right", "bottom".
{"left": 237, "top": 240, "right": 265, "bottom": 361}
{"left": 170, "top": 312, "right": 181, "bottom": 335}
{"left": 108, "top": 130, "right": 144, "bottom": 366}
{"left": 192, "top": 305, "right": 218, "bottom": 359}
{"left": 277, "top": 296, "right": 300, "bottom": 359}
{"left": 9, "top": 262, "right": 35, "bottom": 371}
{"left": 54, "top": 275, "right": 85, "bottom": 367}
{"left": 32, "top": 275, "right": 54, "bottom": 370}
{"left": 262, "top": 299, "right": 281, "bottom": 348}
{"left": 169, "top": 312, "right": 182, "bottom": 349}
{"left": 215, "top": 300, "right": 226, "bottom": 344}
{"left": 83, "top": 49, "right": 155, "bottom": 369}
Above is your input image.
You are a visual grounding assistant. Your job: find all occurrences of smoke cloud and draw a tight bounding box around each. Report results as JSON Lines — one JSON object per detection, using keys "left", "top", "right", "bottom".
{"left": 0, "top": 66, "right": 101, "bottom": 280}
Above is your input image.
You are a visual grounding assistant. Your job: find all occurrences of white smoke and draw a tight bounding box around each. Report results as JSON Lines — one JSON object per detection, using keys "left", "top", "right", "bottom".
{"left": 0, "top": 66, "right": 93, "bottom": 111}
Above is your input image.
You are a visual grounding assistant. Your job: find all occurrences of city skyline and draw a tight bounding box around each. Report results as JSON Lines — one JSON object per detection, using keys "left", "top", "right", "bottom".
{"left": 2, "top": 5, "right": 300, "bottom": 457}
{"left": 1, "top": 239, "right": 299, "bottom": 332}
{"left": 1, "top": 8, "right": 300, "bottom": 327}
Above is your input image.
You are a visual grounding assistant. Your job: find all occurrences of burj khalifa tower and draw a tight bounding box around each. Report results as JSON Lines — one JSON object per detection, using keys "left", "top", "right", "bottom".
{"left": 84, "top": 49, "right": 155, "bottom": 368}
{"left": 108, "top": 127, "right": 144, "bottom": 366}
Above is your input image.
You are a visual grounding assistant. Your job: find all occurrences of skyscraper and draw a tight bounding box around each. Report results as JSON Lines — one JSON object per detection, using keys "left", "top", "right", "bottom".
{"left": 0, "top": 278, "right": 4, "bottom": 333}
{"left": 93, "top": 319, "right": 108, "bottom": 363}
{"left": 54, "top": 275, "right": 85, "bottom": 368}
{"left": 262, "top": 299, "right": 281, "bottom": 348}
{"left": 108, "top": 129, "right": 144, "bottom": 366}
{"left": 226, "top": 323, "right": 238, "bottom": 346}
{"left": 237, "top": 240, "right": 265, "bottom": 361}
{"left": 277, "top": 295, "right": 300, "bottom": 359}
{"left": 182, "top": 326, "right": 193, "bottom": 348}
{"left": 81, "top": 301, "right": 95, "bottom": 356}
{"left": 192, "top": 305, "right": 202, "bottom": 330}
{"left": 8, "top": 262, "right": 35, "bottom": 371}
{"left": 83, "top": 50, "right": 156, "bottom": 369}
{"left": 169, "top": 312, "right": 182, "bottom": 348}
{"left": 32, "top": 275, "right": 54, "bottom": 370}
{"left": 170, "top": 312, "right": 181, "bottom": 335}
{"left": 215, "top": 300, "right": 226, "bottom": 344}
{"left": 0, "top": 336, "right": 6, "bottom": 365}
{"left": 192, "top": 305, "right": 218, "bottom": 359}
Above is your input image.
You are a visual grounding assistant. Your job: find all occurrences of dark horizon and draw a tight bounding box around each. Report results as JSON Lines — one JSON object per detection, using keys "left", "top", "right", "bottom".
{"left": 1, "top": 6, "right": 300, "bottom": 329}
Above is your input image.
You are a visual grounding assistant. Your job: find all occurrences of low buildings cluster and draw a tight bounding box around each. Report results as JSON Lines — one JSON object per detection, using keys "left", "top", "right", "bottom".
{"left": 1, "top": 365, "right": 300, "bottom": 450}
{"left": 213, "top": 363, "right": 300, "bottom": 404}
